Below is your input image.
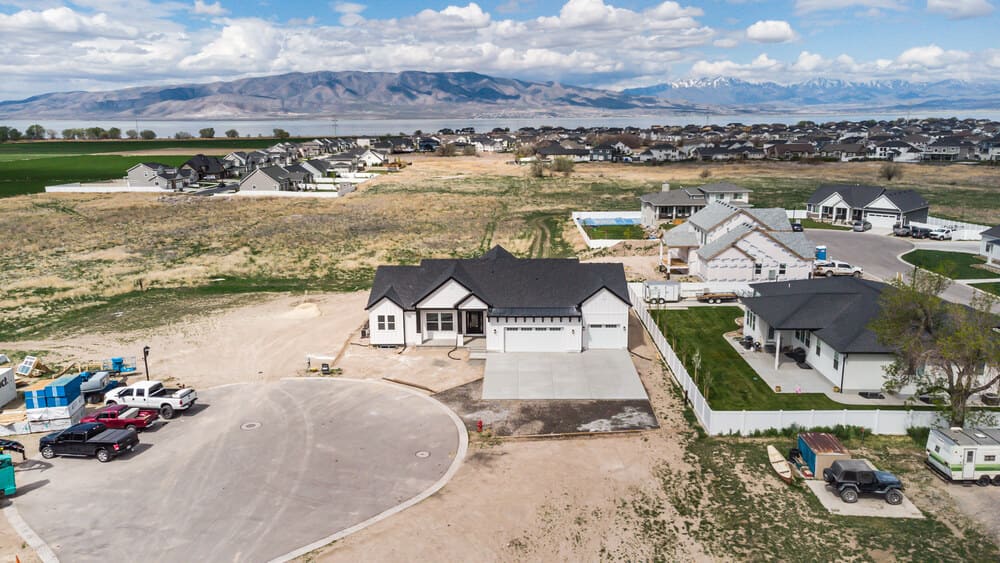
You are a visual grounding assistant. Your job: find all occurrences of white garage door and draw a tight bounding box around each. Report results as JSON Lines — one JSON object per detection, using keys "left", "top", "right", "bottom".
{"left": 865, "top": 213, "right": 899, "bottom": 228}
{"left": 586, "top": 323, "right": 623, "bottom": 349}
{"left": 504, "top": 326, "right": 565, "bottom": 352}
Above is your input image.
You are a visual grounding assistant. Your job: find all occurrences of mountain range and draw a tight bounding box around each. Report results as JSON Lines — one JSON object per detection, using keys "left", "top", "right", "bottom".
{"left": 2, "top": 71, "right": 999, "bottom": 120}
{"left": 622, "top": 77, "right": 1000, "bottom": 112}
{"left": 0, "top": 71, "right": 702, "bottom": 120}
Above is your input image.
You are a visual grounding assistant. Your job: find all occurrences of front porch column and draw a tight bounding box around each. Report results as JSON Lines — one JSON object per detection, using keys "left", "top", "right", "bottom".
{"left": 774, "top": 331, "right": 782, "bottom": 370}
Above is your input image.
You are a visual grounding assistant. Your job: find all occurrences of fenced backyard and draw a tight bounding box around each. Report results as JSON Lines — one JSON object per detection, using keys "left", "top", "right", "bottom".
{"left": 627, "top": 283, "right": 941, "bottom": 435}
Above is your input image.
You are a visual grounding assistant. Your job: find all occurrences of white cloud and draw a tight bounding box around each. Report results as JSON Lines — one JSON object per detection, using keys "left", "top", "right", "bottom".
{"left": 192, "top": 0, "right": 227, "bottom": 16}
{"left": 791, "top": 51, "right": 826, "bottom": 72}
{"left": 927, "top": 0, "right": 994, "bottom": 19}
{"left": 745, "top": 20, "right": 796, "bottom": 43}
{"left": 794, "top": 0, "right": 905, "bottom": 14}
{"left": 897, "top": 44, "right": 970, "bottom": 68}
{"left": 713, "top": 38, "right": 739, "bottom": 48}
{"left": 332, "top": 1, "right": 366, "bottom": 25}
{"left": 414, "top": 3, "right": 491, "bottom": 29}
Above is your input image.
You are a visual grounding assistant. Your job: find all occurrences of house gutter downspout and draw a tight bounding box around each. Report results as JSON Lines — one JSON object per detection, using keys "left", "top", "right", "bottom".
{"left": 840, "top": 353, "right": 847, "bottom": 393}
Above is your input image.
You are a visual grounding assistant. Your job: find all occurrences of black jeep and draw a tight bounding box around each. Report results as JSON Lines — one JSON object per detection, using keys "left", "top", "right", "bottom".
{"left": 822, "top": 459, "right": 905, "bottom": 505}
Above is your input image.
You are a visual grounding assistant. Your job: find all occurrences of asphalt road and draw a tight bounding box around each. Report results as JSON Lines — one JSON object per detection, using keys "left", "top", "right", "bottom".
{"left": 11, "top": 379, "right": 463, "bottom": 562}
{"left": 808, "top": 230, "right": 994, "bottom": 309}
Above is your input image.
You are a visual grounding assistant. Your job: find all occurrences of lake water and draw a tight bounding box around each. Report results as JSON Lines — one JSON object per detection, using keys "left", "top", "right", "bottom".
{"left": 4, "top": 110, "right": 1000, "bottom": 138}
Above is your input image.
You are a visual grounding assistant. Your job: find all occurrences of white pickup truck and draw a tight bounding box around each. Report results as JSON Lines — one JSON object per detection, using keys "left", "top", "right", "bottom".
{"left": 813, "top": 260, "right": 863, "bottom": 278}
{"left": 104, "top": 380, "right": 197, "bottom": 419}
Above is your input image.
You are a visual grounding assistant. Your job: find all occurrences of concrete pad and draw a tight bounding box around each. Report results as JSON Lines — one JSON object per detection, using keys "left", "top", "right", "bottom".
{"left": 11, "top": 379, "right": 464, "bottom": 563}
{"left": 805, "top": 480, "right": 924, "bottom": 519}
{"left": 481, "top": 350, "right": 648, "bottom": 400}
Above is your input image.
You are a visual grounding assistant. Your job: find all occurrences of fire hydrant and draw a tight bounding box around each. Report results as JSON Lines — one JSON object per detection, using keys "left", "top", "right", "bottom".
{"left": 477, "top": 419, "right": 484, "bottom": 433}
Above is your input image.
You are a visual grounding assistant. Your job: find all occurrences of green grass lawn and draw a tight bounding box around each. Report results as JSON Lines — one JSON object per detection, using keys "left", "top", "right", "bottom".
{"left": 583, "top": 223, "right": 647, "bottom": 240}
{"left": 901, "top": 249, "right": 1000, "bottom": 280}
{"left": 651, "top": 307, "right": 935, "bottom": 412}
{"left": 0, "top": 155, "right": 190, "bottom": 197}
{"left": 973, "top": 282, "right": 1000, "bottom": 296}
{"left": 798, "top": 218, "right": 851, "bottom": 230}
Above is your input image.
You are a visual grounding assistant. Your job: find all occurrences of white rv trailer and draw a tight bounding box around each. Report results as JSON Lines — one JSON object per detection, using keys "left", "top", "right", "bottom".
{"left": 926, "top": 427, "right": 1000, "bottom": 486}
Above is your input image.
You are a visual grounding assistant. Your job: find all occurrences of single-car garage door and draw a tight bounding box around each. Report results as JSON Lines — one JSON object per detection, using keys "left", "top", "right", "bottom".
{"left": 505, "top": 326, "right": 565, "bottom": 352}
{"left": 586, "top": 323, "right": 624, "bottom": 349}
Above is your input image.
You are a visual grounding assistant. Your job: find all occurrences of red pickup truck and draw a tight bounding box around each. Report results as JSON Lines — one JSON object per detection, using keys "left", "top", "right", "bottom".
{"left": 80, "top": 404, "right": 159, "bottom": 431}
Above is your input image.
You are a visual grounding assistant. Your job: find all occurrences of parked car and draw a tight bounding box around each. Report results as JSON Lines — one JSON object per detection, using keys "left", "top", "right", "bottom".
{"left": 910, "top": 227, "right": 931, "bottom": 239}
{"left": 823, "top": 459, "right": 905, "bottom": 505}
{"left": 80, "top": 404, "right": 159, "bottom": 431}
{"left": 39, "top": 422, "right": 139, "bottom": 463}
{"left": 791, "top": 222, "right": 804, "bottom": 232}
{"left": 104, "top": 380, "right": 198, "bottom": 419}
{"left": 852, "top": 220, "right": 872, "bottom": 232}
{"left": 813, "top": 260, "right": 863, "bottom": 278}
{"left": 928, "top": 228, "right": 952, "bottom": 240}
{"left": 892, "top": 224, "right": 911, "bottom": 237}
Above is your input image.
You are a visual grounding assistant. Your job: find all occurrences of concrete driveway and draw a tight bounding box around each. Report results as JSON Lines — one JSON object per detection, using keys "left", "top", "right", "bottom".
{"left": 809, "top": 230, "right": 993, "bottom": 309}
{"left": 8, "top": 379, "right": 465, "bottom": 563}
{"left": 481, "top": 350, "right": 648, "bottom": 400}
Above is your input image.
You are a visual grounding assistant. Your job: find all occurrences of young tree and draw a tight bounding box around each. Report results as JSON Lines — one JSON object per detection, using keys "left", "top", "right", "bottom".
{"left": 529, "top": 160, "right": 546, "bottom": 178}
{"left": 435, "top": 143, "right": 457, "bottom": 157}
{"left": 85, "top": 127, "right": 107, "bottom": 139}
{"left": 551, "top": 156, "right": 574, "bottom": 177}
{"left": 0, "top": 127, "right": 22, "bottom": 141}
{"left": 272, "top": 128, "right": 290, "bottom": 139}
{"left": 107, "top": 127, "right": 122, "bottom": 139}
{"left": 174, "top": 131, "right": 193, "bottom": 140}
{"left": 24, "top": 124, "right": 45, "bottom": 140}
{"left": 139, "top": 129, "right": 157, "bottom": 140}
{"left": 199, "top": 127, "right": 215, "bottom": 139}
{"left": 45, "top": 129, "right": 57, "bottom": 139}
{"left": 870, "top": 268, "right": 1000, "bottom": 426}
{"left": 125, "top": 129, "right": 139, "bottom": 139}
{"left": 462, "top": 145, "right": 477, "bottom": 156}
{"left": 225, "top": 129, "right": 239, "bottom": 138}
{"left": 62, "top": 128, "right": 77, "bottom": 140}
{"left": 879, "top": 162, "right": 903, "bottom": 182}
{"left": 699, "top": 168, "right": 712, "bottom": 179}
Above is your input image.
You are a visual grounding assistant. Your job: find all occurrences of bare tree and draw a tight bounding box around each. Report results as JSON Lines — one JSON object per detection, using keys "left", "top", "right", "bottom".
{"left": 551, "top": 156, "right": 574, "bottom": 176}
{"left": 879, "top": 162, "right": 904, "bottom": 181}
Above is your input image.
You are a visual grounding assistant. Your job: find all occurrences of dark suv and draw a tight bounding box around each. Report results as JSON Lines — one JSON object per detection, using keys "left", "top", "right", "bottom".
{"left": 822, "top": 459, "right": 904, "bottom": 504}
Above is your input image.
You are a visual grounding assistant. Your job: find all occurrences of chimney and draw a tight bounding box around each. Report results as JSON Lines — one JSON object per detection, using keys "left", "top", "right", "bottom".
{"left": 661, "top": 182, "right": 671, "bottom": 192}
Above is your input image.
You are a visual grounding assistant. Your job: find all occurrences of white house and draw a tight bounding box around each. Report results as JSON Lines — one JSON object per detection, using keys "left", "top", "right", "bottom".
{"left": 982, "top": 225, "right": 1000, "bottom": 267}
{"left": 806, "top": 184, "right": 929, "bottom": 228}
{"left": 664, "top": 202, "right": 815, "bottom": 282}
{"left": 741, "top": 277, "right": 908, "bottom": 393}
{"left": 365, "top": 246, "right": 630, "bottom": 352}
{"left": 639, "top": 182, "right": 752, "bottom": 228}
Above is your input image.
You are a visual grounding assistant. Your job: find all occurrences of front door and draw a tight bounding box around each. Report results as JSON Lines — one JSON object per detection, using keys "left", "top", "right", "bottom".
{"left": 963, "top": 449, "right": 977, "bottom": 480}
{"left": 465, "top": 311, "right": 483, "bottom": 335}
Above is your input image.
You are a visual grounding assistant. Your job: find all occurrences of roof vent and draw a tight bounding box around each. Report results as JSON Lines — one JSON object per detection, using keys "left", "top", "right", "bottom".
{"left": 950, "top": 427, "right": 962, "bottom": 431}
{"left": 976, "top": 432, "right": 988, "bottom": 438}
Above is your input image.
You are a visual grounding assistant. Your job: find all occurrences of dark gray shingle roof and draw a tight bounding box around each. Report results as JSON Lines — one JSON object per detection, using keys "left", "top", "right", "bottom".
{"left": 983, "top": 225, "right": 1000, "bottom": 238}
{"left": 366, "top": 246, "right": 630, "bottom": 313}
{"left": 741, "top": 277, "right": 893, "bottom": 354}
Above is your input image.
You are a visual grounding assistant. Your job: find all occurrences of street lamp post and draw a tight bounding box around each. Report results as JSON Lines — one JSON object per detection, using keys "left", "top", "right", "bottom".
{"left": 143, "top": 346, "right": 150, "bottom": 381}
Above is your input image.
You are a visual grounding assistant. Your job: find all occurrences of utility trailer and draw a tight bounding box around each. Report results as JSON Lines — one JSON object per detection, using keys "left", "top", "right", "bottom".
{"left": 643, "top": 281, "right": 680, "bottom": 304}
{"left": 926, "top": 427, "right": 1000, "bottom": 487}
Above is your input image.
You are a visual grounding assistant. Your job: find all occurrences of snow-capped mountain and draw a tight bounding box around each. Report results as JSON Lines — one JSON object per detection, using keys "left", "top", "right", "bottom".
{"left": 623, "top": 77, "right": 1000, "bottom": 111}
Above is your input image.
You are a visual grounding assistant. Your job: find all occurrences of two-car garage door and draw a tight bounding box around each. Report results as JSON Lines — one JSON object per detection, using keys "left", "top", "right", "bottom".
{"left": 865, "top": 212, "right": 899, "bottom": 228}
{"left": 504, "top": 326, "right": 566, "bottom": 352}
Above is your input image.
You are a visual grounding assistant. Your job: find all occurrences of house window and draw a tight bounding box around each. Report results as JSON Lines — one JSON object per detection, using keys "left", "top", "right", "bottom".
{"left": 767, "top": 327, "right": 775, "bottom": 341}
{"left": 988, "top": 242, "right": 995, "bottom": 253}
{"left": 779, "top": 264, "right": 787, "bottom": 275}
{"left": 426, "top": 312, "right": 454, "bottom": 331}
{"left": 804, "top": 332, "right": 811, "bottom": 347}
{"left": 816, "top": 341, "right": 821, "bottom": 357}
{"left": 754, "top": 263, "right": 762, "bottom": 276}
{"left": 987, "top": 455, "right": 997, "bottom": 462}
{"left": 833, "top": 352, "right": 840, "bottom": 370}
{"left": 380, "top": 315, "right": 395, "bottom": 331}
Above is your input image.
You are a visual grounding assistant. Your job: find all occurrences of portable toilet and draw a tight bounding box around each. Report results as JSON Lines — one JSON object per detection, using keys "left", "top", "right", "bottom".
{"left": 798, "top": 432, "right": 850, "bottom": 479}
{"left": 0, "top": 368, "right": 15, "bottom": 408}
{"left": 815, "top": 245, "right": 828, "bottom": 261}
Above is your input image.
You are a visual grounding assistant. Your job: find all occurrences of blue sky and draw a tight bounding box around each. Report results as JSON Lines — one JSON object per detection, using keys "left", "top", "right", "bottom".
{"left": 0, "top": 0, "right": 997, "bottom": 99}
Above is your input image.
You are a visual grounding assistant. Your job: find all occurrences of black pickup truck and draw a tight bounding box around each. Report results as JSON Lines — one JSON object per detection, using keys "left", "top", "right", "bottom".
{"left": 823, "top": 459, "right": 905, "bottom": 504}
{"left": 39, "top": 422, "right": 139, "bottom": 463}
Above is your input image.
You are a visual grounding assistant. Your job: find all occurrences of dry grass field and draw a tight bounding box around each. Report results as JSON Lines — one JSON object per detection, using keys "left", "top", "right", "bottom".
{"left": 1, "top": 153, "right": 998, "bottom": 341}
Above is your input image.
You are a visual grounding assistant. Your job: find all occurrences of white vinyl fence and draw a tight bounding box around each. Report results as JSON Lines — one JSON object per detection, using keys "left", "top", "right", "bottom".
{"left": 628, "top": 283, "right": 941, "bottom": 435}
{"left": 920, "top": 216, "right": 989, "bottom": 241}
